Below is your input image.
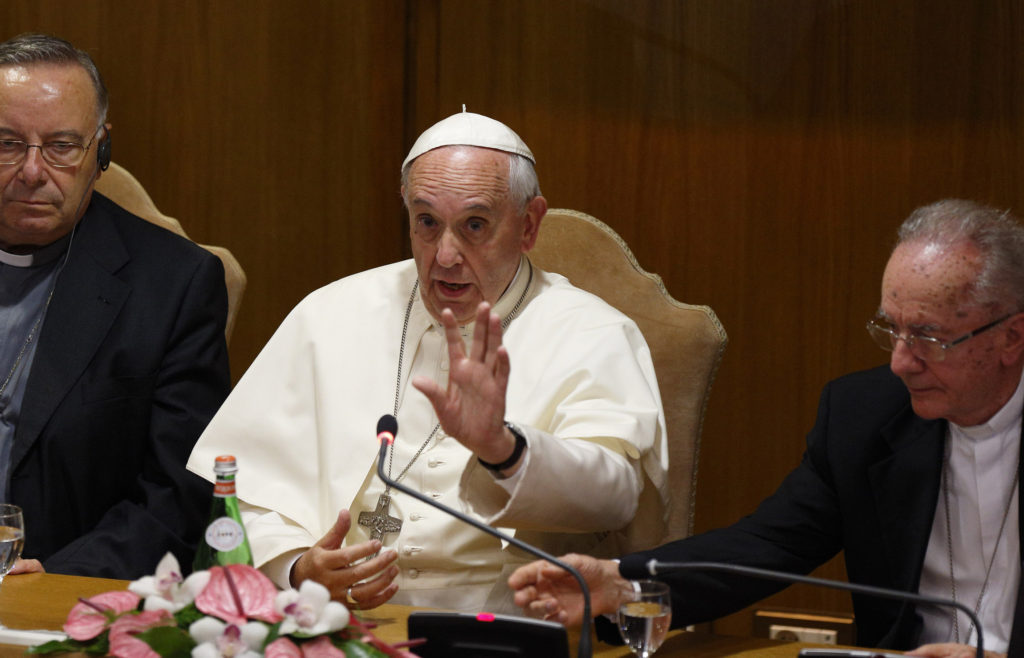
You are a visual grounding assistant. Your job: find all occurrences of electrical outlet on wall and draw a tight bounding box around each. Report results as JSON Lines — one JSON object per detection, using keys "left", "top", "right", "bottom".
{"left": 754, "top": 609, "right": 855, "bottom": 645}
{"left": 769, "top": 624, "right": 839, "bottom": 644}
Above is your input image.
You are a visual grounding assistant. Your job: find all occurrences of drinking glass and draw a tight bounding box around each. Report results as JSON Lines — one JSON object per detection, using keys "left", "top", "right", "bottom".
{"left": 0, "top": 504, "right": 24, "bottom": 585}
{"left": 617, "top": 579, "right": 672, "bottom": 657}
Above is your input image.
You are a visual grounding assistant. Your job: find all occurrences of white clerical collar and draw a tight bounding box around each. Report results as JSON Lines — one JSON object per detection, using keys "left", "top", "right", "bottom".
{"left": 0, "top": 233, "right": 72, "bottom": 268}
{"left": 951, "top": 367, "right": 1024, "bottom": 441}
{"left": 489, "top": 255, "right": 531, "bottom": 322}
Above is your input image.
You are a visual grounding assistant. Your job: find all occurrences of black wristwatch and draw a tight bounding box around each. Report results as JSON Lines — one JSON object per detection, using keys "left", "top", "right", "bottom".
{"left": 478, "top": 422, "right": 527, "bottom": 472}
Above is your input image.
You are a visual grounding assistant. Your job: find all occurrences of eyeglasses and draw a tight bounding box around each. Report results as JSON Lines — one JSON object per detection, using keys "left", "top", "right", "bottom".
{"left": 866, "top": 314, "right": 1012, "bottom": 362}
{"left": 0, "top": 127, "right": 102, "bottom": 168}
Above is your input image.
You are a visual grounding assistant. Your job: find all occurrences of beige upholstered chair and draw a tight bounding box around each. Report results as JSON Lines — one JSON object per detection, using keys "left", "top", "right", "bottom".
{"left": 529, "top": 208, "right": 727, "bottom": 548}
{"left": 94, "top": 162, "right": 247, "bottom": 342}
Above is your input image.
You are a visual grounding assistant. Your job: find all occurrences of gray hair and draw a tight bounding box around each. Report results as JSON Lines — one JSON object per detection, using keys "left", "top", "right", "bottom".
{"left": 0, "top": 33, "right": 109, "bottom": 124}
{"left": 401, "top": 148, "right": 541, "bottom": 210}
{"left": 896, "top": 199, "right": 1024, "bottom": 313}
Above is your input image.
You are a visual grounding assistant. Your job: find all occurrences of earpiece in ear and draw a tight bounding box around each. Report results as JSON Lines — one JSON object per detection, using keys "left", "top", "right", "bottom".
{"left": 97, "top": 127, "right": 111, "bottom": 171}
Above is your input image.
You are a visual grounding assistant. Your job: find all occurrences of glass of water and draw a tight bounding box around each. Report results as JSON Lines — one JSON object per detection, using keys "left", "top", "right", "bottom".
{"left": 0, "top": 504, "right": 24, "bottom": 585}
{"left": 617, "top": 579, "right": 672, "bottom": 657}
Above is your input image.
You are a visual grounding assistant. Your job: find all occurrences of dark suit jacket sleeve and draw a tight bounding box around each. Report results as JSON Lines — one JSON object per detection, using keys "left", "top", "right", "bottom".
{"left": 597, "top": 377, "right": 857, "bottom": 646}
{"left": 42, "top": 251, "right": 230, "bottom": 577}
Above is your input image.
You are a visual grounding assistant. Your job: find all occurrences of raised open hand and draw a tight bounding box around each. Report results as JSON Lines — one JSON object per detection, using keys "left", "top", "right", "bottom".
{"left": 412, "top": 303, "right": 519, "bottom": 466}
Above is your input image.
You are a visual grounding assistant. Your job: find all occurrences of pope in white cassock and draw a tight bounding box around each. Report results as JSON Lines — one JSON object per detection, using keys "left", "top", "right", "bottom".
{"left": 187, "top": 110, "right": 669, "bottom": 614}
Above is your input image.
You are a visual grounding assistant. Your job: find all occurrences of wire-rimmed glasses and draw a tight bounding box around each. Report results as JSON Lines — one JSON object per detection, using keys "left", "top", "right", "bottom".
{"left": 0, "top": 126, "right": 103, "bottom": 168}
{"left": 865, "top": 314, "right": 1012, "bottom": 363}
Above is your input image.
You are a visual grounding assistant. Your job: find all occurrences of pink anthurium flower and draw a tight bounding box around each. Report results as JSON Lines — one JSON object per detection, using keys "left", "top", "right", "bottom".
{"left": 295, "top": 636, "right": 345, "bottom": 658}
{"left": 196, "top": 564, "right": 282, "bottom": 626}
{"left": 63, "top": 591, "right": 141, "bottom": 641}
{"left": 108, "top": 610, "right": 174, "bottom": 658}
{"left": 263, "top": 637, "right": 303, "bottom": 658}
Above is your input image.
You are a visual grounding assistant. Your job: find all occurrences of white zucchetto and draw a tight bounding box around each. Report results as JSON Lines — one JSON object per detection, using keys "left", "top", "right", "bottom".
{"left": 401, "top": 108, "right": 535, "bottom": 170}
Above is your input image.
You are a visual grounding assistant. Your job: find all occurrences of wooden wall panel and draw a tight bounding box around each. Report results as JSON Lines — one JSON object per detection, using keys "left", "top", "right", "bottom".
{"left": 3, "top": 0, "right": 1023, "bottom": 642}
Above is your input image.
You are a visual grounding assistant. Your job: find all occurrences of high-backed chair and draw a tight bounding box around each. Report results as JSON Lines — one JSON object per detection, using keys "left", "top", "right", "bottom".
{"left": 94, "top": 162, "right": 247, "bottom": 342}
{"left": 529, "top": 208, "right": 727, "bottom": 548}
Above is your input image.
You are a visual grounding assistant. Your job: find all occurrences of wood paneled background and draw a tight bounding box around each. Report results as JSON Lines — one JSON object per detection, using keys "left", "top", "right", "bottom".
{"left": 4, "top": 0, "right": 1022, "bottom": 639}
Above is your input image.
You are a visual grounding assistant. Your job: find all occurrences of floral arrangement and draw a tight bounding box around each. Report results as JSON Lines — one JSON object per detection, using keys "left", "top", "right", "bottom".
{"left": 29, "top": 554, "right": 422, "bottom": 658}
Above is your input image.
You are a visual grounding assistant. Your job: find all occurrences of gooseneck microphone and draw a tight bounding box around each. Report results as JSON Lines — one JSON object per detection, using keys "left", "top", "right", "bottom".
{"left": 376, "top": 414, "right": 397, "bottom": 444}
{"left": 619, "top": 557, "right": 985, "bottom": 658}
{"left": 374, "top": 415, "right": 594, "bottom": 658}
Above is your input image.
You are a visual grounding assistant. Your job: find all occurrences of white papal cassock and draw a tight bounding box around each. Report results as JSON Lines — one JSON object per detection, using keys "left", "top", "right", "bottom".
{"left": 188, "top": 256, "right": 668, "bottom": 613}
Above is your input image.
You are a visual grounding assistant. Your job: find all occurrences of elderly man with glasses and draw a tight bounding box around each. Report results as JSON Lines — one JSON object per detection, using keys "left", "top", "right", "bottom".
{"left": 511, "top": 199, "right": 1024, "bottom": 658}
{"left": 0, "top": 33, "right": 230, "bottom": 578}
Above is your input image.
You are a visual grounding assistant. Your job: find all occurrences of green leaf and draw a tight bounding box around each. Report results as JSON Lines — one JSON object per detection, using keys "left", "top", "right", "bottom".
{"left": 27, "top": 634, "right": 110, "bottom": 655}
{"left": 261, "top": 621, "right": 283, "bottom": 647}
{"left": 173, "top": 602, "right": 204, "bottom": 627}
{"left": 333, "top": 638, "right": 388, "bottom": 658}
{"left": 135, "top": 626, "right": 196, "bottom": 658}
{"left": 26, "top": 639, "right": 82, "bottom": 655}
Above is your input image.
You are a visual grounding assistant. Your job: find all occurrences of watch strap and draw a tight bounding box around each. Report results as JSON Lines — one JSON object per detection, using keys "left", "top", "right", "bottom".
{"left": 478, "top": 422, "right": 527, "bottom": 472}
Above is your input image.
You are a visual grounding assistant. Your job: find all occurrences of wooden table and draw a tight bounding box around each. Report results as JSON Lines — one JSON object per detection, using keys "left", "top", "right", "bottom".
{"left": 0, "top": 572, "right": 825, "bottom": 657}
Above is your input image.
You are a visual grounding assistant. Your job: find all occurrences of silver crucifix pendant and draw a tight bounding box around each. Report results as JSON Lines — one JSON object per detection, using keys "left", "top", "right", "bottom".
{"left": 357, "top": 492, "right": 403, "bottom": 542}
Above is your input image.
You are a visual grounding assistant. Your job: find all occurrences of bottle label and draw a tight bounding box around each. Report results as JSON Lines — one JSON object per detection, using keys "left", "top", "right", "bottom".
{"left": 213, "top": 481, "right": 236, "bottom": 498}
{"left": 204, "top": 517, "right": 245, "bottom": 551}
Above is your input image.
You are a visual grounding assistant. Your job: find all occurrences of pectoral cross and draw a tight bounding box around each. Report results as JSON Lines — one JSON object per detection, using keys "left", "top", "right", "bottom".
{"left": 357, "top": 492, "right": 403, "bottom": 542}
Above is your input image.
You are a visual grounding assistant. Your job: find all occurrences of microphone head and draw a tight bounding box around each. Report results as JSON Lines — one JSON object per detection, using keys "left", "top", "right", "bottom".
{"left": 618, "top": 554, "right": 654, "bottom": 580}
{"left": 377, "top": 414, "right": 398, "bottom": 440}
